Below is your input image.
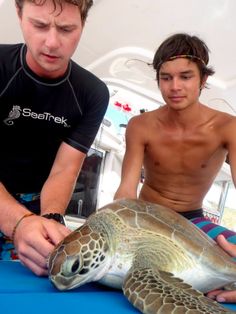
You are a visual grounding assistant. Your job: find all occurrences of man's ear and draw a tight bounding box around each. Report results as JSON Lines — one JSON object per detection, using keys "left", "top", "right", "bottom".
{"left": 200, "top": 75, "right": 208, "bottom": 90}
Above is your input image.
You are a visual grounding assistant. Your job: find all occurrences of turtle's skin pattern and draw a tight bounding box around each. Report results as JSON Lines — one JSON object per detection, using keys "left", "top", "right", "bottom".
{"left": 48, "top": 199, "right": 236, "bottom": 314}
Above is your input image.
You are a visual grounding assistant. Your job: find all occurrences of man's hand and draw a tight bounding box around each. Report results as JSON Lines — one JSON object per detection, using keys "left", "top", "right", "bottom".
{"left": 216, "top": 234, "right": 236, "bottom": 257}
{"left": 207, "top": 235, "right": 236, "bottom": 303}
{"left": 13, "top": 215, "right": 71, "bottom": 276}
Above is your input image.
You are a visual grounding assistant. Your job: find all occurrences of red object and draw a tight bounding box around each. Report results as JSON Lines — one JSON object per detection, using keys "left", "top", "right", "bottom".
{"left": 123, "top": 104, "right": 132, "bottom": 112}
{"left": 114, "top": 101, "right": 122, "bottom": 108}
{"left": 114, "top": 101, "right": 132, "bottom": 112}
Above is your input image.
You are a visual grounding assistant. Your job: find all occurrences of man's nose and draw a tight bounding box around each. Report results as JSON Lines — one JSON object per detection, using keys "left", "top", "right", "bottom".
{"left": 171, "top": 78, "right": 181, "bottom": 90}
{"left": 44, "top": 27, "right": 60, "bottom": 50}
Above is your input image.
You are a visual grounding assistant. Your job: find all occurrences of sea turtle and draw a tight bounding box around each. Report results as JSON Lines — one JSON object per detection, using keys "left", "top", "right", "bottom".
{"left": 48, "top": 198, "right": 236, "bottom": 314}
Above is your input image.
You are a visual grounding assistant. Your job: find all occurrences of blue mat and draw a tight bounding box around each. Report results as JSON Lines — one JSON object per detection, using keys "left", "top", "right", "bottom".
{"left": 0, "top": 261, "right": 235, "bottom": 314}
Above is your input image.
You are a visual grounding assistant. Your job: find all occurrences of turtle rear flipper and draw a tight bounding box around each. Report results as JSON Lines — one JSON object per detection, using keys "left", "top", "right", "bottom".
{"left": 123, "top": 268, "right": 235, "bottom": 314}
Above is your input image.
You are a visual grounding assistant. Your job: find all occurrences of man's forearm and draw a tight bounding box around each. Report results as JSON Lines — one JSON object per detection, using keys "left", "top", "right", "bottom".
{"left": 114, "top": 184, "right": 138, "bottom": 200}
{"left": 0, "top": 182, "right": 31, "bottom": 237}
{"left": 40, "top": 172, "right": 78, "bottom": 215}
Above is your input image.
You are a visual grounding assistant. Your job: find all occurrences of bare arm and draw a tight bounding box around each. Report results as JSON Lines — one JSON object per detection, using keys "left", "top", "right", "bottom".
{"left": 206, "top": 118, "right": 236, "bottom": 303}
{"left": 16, "top": 142, "right": 86, "bottom": 275}
{"left": 0, "top": 142, "right": 86, "bottom": 276}
{"left": 224, "top": 117, "right": 236, "bottom": 188}
{"left": 0, "top": 183, "right": 69, "bottom": 275}
{"left": 40, "top": 141, "right": 86, "bottom": 215}
{"left": 114, "top": 116, "right": 146, "bottom": 200}
{"left": 0, "top": 183, "right": 32, "bottom": 238}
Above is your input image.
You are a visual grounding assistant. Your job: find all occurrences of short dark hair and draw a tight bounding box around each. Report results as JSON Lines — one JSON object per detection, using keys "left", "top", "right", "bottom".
{"left": 15, "top": 0, "right": 93, "bottom": 24}
{"left": 153, "top": 33, "right": 215, "bottom": 84}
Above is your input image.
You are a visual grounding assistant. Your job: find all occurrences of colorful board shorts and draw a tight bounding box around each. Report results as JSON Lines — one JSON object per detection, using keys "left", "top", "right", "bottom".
{"left": 191, "top": 216, "right": 236, "bottom": 244}
{"left": 0, "top": 232, "right": 18, "bottom": 260}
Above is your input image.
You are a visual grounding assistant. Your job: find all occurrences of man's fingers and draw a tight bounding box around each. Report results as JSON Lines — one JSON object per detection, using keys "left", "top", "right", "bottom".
{"left": 217, "top": 234, "right": 236, "bottom": 257}
{"left": 44, "top": 221, "right": 71, "bottom": 246}
{"left": 20, "top": 255, "right": 48, "bottom": 276}
{"left": 207, "top": 289, "right": 222, "bottom": 300}
{"left": 207, "top": 289, "right": 236, "bottom": 304}
{"left": 216, "top": 290, "right": 236, "bottom": 303}
{"left": 14, "top": 218, "right": 72, "bottom": 277}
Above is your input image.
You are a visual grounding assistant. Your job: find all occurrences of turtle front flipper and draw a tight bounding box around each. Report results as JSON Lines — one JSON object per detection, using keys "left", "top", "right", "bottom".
{"left": 123, "top": 268, "right": 235, "bottom": 314}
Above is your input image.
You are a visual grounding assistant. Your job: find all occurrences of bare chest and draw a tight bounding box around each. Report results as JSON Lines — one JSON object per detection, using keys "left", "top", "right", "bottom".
{"left": 144, "top": 128, "right": 227, "bottom": 174}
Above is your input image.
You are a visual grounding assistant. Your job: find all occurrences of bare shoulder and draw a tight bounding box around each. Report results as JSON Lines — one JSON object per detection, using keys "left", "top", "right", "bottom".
{"left": 220, "top": 112, "right": 236, "bottom": 139}
{"left": 204, "top": 105, "right": 236, "bottom": 124}
{"left": 127, "top": 108, "right": 161, "bottom": 129}
{"left": 125, "top": 109, "right": 161, "bottom": 145}
{"left": 204, "top": 105, "right": 236, "bottom": 140}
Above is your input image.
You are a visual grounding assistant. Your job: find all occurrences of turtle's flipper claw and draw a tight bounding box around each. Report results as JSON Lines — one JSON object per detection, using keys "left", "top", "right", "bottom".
{"left": 123, "top": 268, "right": 235, "bottom": 314}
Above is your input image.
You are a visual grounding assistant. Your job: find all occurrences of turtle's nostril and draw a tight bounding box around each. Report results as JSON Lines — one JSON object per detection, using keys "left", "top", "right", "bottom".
{"left": 79, "top": 268, "right": 89, "bottom": 275}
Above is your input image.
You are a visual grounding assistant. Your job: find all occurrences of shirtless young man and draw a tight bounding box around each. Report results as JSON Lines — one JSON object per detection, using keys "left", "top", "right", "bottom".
{"left": 114, "top": 33, "right": 236, "bottom": 304}
{"left": 114, "top": 34, "right": 236, "bottom": 302}
{"left": 114, "top": 33, "right": 236, "bottom": 238}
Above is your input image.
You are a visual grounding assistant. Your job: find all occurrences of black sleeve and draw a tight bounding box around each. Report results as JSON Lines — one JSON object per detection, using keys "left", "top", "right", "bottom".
{"left": 64, "top": 81, "right": 109, "bottom": 153}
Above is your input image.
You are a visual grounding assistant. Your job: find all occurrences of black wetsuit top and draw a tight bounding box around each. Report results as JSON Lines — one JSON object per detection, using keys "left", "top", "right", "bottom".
{"left": 0, "top": 44, "right": 109, "bottom": 194}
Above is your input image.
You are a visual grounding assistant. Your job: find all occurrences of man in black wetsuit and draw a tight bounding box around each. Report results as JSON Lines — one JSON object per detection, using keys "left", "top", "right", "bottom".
{"left": 0, "top": 0, "right": 109, "bottom": 276}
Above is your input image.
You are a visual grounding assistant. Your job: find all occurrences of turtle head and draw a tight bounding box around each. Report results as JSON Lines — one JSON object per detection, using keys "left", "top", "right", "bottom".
{"left": 48, "top": 224, "right": 110, "bottom": 290}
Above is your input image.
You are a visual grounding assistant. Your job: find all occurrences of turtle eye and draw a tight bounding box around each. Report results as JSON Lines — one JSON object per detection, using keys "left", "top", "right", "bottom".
{"left": 62, "top": 255, "right": 82, "bottom": 276}
{"left": 71, "top": 259, "right": 80, "bottom": 273}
